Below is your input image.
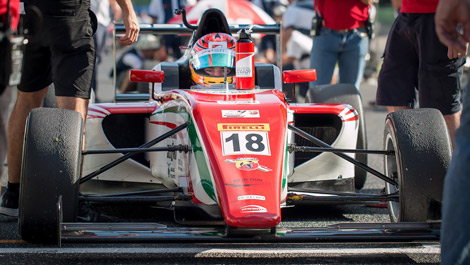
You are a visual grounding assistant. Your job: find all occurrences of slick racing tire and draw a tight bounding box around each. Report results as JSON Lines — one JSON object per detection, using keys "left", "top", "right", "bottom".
{"left": 19, "top": 108, "right": 82, "bottom": 244}
{"left": 383, "top": 109, "right": 451, "bottom": 222}
{"left": 306, "top": 83, "right": 368, "bottom": 190}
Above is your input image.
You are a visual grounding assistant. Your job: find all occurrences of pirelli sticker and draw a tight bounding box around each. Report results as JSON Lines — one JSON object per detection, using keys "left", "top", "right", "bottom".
{"left": 217, "top": 123, "right": 270, "bottom": 131}
{"left": 219, "top": 123, "right": 271, "bottom": 156}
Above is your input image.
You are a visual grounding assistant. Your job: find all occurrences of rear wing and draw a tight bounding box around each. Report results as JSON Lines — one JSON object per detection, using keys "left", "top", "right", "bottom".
{"left": 112, "top": 23, "right": 282, "bottom": 102}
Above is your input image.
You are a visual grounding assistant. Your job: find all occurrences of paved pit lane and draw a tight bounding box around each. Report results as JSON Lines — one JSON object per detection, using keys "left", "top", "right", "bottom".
{"left": 0, "top": 242, "right": 441, "bottom": 264}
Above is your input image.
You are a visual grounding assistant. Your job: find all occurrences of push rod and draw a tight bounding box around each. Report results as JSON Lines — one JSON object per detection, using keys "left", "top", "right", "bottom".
{"left": 288, "top": 124, "right": 398, "bottom": 187}
{"left": 80, "top": 123, "right": 188, "bottom": 184}
{"left": 82, "top": 145, "right": 189, "bottom": 155}
{"left": 292, "top": 146, "right": 394, "bottom": 155}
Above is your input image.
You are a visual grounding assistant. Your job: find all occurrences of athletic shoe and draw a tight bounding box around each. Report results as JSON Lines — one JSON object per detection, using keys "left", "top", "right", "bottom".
{"left": 0, "top": 189, "right": 19, "bottom": 217}
{"left": 77, "top": 201, "right": 119, "bottom": 222}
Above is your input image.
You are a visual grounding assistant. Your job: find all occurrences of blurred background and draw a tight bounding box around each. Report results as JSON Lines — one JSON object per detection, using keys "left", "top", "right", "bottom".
{"left": 1, "top": 0, "right": 398, "bottom": 182}
{"left": 93, "top": 0, "right": 398, "bottom": 103}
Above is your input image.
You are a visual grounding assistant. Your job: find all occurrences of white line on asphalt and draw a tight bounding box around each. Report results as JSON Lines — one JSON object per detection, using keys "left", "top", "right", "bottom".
{"left": 0, "top": 244, "right": 440, "bottom": 257}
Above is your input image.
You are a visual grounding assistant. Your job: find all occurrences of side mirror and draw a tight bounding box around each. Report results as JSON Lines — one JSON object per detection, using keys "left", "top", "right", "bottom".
{"left": 129, "top": 70, "right": 165, "bottom": 83}
{"left": 282, "top": 69, "right": 317, "bottom": 84}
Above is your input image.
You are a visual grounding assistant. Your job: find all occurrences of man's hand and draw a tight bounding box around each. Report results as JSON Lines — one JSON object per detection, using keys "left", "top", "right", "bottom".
{"left": 448, "top": 45, "right": 468, "bottom": 59}
{"left": 435, "top": 0, "right": 470, "bottom": 55}
{"left": 115, "top": 0, "right": 139, "bottom": 46}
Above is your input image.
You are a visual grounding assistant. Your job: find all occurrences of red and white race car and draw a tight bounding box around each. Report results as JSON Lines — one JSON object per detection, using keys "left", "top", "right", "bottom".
{"left": 18, "top": 9, "right": 449, "bottom": 245}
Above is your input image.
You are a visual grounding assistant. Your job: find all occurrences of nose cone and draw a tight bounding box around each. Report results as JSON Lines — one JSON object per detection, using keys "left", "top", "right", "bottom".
{"left": 225, "top": 211, "right": 281, "bottom": 228}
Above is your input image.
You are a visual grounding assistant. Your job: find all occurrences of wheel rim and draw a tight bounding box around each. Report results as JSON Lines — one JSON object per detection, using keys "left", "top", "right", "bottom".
{"left": 384, "top": 133, "right": 399, "bottom": 222}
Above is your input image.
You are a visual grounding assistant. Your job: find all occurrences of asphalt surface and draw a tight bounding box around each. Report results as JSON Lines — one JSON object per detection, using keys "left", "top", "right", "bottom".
{"left": 0, "top": 26, "right": 441, "bottom": 264}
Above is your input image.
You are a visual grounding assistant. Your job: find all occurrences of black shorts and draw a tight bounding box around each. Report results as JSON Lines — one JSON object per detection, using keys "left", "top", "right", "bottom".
{"left": 18, "top": 0, "right": 96, "bottom": 99}
{"left": 376, "top": 13, "right": 464, "bottom": 115}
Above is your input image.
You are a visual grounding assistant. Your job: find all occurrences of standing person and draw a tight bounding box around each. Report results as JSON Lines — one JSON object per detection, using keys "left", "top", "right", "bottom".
{"left": 114, "top": 34, "right": 167, "bottom": 93}
{"left": 0, "top": 86, "right": 12, "bottom": 192}
{"left": 309, "top": 0, "right": 372, "bottom": 91}
{"left": 257, "top": 0, "right": 287, "bottom": 65}
{"left": 0, "top": 0, "right": 20, "bottom": 94}
{"left": 251, "top": 0, "right": 287, "bottom": 18}
{"left": 148, "top": 0, "right": 195, "bottom": 24}
{"left": 0, "top": 0, "right": 20, "bottom": 198}
{"left": 281, "top": 0, "right": 315, "bottom": 99}
{"left": 148, "top": 0, "right": 195, "bottom": 60}
{"left": 435, "top": 0, "right": 470, "bottom": 264}
{"left": 91, "top": 0, "right": 122, "bottom": 100}
{"left": 0, "top": 0, "right": 139, "bottom": 218}
{"left": 376, "top": 0, "right": 464, "bottom": 147}
{"left": 281, "top": 0, "right": 314, "bottom": 60}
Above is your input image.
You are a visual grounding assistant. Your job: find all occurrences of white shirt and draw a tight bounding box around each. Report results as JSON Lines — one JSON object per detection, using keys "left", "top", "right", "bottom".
{"left": 286, "top": 30, "right": 312, "bottom": 69}
{"left": 123, "top": 50, "right": 144, "bottom": 69}
{"left": 91, "top": 0, "right": 112, "bottom": 27}
{"left": 282, "top": 1, "right": 315, "bottom": 31}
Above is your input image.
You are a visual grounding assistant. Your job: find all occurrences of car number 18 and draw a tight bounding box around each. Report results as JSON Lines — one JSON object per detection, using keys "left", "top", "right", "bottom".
{"left": 221, "top": 131, "right": 271, "bottom": 156}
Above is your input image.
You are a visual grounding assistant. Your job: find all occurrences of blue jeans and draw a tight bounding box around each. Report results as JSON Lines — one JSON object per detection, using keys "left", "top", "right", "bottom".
{"left": 309, "top": 28, "right": 369, "bottom": 90}
{"left": 441, "top": 81, "right": 470, "bottom": 265}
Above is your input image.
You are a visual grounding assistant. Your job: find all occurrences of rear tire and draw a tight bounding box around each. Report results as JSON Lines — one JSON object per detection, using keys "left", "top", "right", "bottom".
{"left": 383, "top": 109, "right": 451, "bottom": 222}
{"left": 306, "top": 83, "right": 368, "bottom": 190}
{"left": 19, "top": 108, "right": 83, "bottom": 244}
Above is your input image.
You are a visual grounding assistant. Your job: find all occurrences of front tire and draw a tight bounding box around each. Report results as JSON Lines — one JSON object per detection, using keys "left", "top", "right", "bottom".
{"left": 383, "top": 109, "right": 451, "bottom": 222}
{"left": 19, "top": 108, "right": 83, "bottom": 244}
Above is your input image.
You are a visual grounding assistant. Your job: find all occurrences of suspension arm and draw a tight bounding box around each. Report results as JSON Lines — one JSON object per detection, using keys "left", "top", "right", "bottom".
{"left": 80, "top": 122, "right": 188, "bottom": 184}
{"left": 288, "top": 124, "right": 398, "bottom": 187}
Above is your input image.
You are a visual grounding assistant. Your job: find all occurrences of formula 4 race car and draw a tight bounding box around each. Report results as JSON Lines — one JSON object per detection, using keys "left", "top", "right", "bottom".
{"left": 18, "top": 9, "right": 450, "bottom": 245}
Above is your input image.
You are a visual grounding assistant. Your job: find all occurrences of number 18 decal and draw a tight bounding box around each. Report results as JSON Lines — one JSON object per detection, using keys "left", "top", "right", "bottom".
{"left": 221, "top": 131, "right": 270, "bottom": 156}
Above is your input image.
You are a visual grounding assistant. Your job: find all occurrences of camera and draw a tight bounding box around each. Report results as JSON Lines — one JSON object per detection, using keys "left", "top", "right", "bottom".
{"left": 365, "top": 18, "right": 374, "bottom": 39}
{"left": 310, "top": 15, "right": 323, "bottom": 37}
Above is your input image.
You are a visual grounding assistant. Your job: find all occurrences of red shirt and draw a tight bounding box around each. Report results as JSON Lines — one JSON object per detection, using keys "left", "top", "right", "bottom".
{"left": 0, "top": 0, "right": 20, "bottom": 30}
{"left": 401, "top": 0, "right": 439, "bottom": 13}
{"left": 315, "top": 0, "right": 369, "bottom": 31}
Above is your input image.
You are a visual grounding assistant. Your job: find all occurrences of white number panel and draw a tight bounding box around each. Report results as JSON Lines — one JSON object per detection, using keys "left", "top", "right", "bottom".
{"left": 221, "top": 131, "right": 271, "bottom": 156}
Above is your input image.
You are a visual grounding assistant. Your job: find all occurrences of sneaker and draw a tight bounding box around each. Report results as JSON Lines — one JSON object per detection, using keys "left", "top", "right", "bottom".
{"left": 0, "top": 189, "right": 19, "bottom": 217}
{"left": 77, "top": 201, "right": 119, "bottom": 222}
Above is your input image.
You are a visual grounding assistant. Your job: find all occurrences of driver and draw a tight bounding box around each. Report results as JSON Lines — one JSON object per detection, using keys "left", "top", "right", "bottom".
{"left": 189, "top": 33, "right": 236, "bottom": 87}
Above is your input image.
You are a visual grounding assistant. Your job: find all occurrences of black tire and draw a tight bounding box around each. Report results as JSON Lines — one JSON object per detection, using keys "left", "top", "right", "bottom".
{"left": 383, "top": 109, "right": 451, "bottom": 222}
{"left": 305, "top": 83, "right": 368, "bottom": 190}
{"left": 19, "top": 108, "right": 83, "bottom": 244}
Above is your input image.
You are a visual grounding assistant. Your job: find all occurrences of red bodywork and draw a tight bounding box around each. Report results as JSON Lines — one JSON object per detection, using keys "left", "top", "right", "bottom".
{"left": 181, "top": 89, "right": 288, "bottom": 228}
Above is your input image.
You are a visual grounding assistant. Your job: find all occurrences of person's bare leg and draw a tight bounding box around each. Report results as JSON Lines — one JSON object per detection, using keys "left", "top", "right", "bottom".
{"left": 386, "top": 106, "right": 411, "bottom": 113}
{"left": 444, "top": 110, "right": 462, "bottom": 149}
{"left": 7, "top": 87, "right": 49, "bottom": 184}
{"left": 56, "top": 96, "right": 89, "bottom": 124}
{"left": 57, "top": 96, "right": 89, "bottom": 148}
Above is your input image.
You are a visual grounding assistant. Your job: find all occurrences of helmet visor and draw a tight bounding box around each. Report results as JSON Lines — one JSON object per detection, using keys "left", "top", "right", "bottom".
{"left": 191, "top": 48, "right": 236, "bottom": 71}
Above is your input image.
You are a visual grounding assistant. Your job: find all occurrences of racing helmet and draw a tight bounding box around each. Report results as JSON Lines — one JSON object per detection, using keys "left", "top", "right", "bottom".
{"left": 189, "top": 33, "right": 236, "bottom": 87}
